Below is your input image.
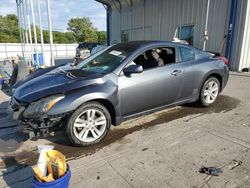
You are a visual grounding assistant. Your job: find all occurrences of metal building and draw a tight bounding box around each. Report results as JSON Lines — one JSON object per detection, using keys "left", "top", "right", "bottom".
{"left": 97, "top": 0, "right": 250, "bottom": 71}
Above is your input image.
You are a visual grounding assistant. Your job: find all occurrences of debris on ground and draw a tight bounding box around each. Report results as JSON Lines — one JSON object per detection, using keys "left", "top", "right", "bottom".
{"left": 35, "top": 145, "right": 55, "bottom": 178}
{"left": 228, "top": 160, "right": 242, "bottom": 170}
{"left": 199, "top": 166, "right": 222, "bottom": 176}
{"left": 32, "top": 145, "right": 67, "bottom": 182}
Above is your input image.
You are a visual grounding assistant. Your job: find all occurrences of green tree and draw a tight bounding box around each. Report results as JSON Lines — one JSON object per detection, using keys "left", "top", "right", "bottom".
{"left": 0, "top": 14, "right": 20, "bottom": 43}
{"left": 53, "top": 31, "right": 68, "bottom": 43}
{"left": 97, "top": 31, "right": 107, "bottom": 44}
{"left": 64, "top": 32, "right": 76, "bottom": 43}
{"left": 34, "top": 26, "right": 76, "bottom": 44}
{"left": 42, "top": 30, "right": 50, "bottom": 43}
{"left": 0, "top": 31, "right": 17, "bottom": 43}
{"left": 67, "top": 17, "right": 98, "bottom": 42}
{"left": 0, "top": 14, "right": 99, "bottom": 44}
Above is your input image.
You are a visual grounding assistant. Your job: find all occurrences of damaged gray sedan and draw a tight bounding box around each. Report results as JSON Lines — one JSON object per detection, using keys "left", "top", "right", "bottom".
{"left": 11, "top": 41, "right": 229, "bottom": 146}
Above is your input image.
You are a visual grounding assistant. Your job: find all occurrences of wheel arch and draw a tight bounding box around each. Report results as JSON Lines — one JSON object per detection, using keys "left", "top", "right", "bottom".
{"left": 88, "top": 98, "right": 116, "bottom": 125}
{"left": 48, "top": 92, "right": 118, "bottom": 124}
{"left": 200, "top": 72, "right": 223, "bottom": 93}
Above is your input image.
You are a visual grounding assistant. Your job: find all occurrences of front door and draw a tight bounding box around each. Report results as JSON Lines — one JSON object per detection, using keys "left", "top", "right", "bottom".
{"left": 118, "top": 62, "right": 184, "bottom": 116}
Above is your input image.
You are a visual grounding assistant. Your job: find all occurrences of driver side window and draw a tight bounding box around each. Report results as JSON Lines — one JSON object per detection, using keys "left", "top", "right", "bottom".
{"left": 133, "top": 47, "right": 176, "bottom": 70}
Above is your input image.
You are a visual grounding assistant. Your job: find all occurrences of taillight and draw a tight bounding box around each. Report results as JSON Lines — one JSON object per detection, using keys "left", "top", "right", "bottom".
{"left": 217, "top": 56, "right": 229, "bottom": 65}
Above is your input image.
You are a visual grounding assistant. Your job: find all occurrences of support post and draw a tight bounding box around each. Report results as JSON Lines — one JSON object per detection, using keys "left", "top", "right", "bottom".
{"left": 21, "top": 0, "right": 31, "bottom": 64}
{"left": 19, "top": 0, "right": 28, "bottom": 60}
{"left": 27, "top": 16, "right": 34, "bottom": 65}
{"left": 16, "top": 0, "right": 25, "bottom": 58}
{"left": 46, "top": 0, "right": 55, "bottom": 66}
{"left": 24, "top": 0, "right": 34, "bottom": 65}
{"left": 37, "top": 0, "right": 44, "bottom": 65}
{"left": 203, "top": 0, "right": 210, "bottom": 51}
{"left": 30, "top": 0, "right": 39, "bottom": 66}
{"left": 225, "top": 0, "right": 237, "bottom": 59}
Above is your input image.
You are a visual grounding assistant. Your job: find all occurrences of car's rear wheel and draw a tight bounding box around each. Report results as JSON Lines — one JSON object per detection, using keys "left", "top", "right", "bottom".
{"left": 200, "top": 77, "right": 220, "bottom": 106}
{"left": 66, "top": 102, "right": 111, "bottom": 146}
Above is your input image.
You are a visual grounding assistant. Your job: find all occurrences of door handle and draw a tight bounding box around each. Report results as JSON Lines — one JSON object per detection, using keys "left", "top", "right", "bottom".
{"left": 171, "top": 70, "right": 182, "bottom": 76}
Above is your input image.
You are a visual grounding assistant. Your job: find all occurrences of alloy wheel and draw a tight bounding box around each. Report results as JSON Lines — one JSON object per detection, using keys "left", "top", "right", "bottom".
{"left": 73, "top": 109, "right": 107, "bottom": 142}
{"left": 203, "top": 80, "right": 219, "bottom": 104}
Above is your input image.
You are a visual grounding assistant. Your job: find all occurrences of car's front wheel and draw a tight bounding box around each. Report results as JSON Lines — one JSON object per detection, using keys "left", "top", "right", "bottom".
{"left": 66, "top": 102, "right": 111, "bottom": 146}
{"left": 200, "top": 77, "right": 220, "bottom": 106}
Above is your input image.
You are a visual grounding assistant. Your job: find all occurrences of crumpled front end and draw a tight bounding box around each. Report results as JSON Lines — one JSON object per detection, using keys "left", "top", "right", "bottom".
{"left": 11, "top": 95, "right": 69, "bottom": 139}
{"left": 10, "top": 65, "right": 107, "bottom": 139}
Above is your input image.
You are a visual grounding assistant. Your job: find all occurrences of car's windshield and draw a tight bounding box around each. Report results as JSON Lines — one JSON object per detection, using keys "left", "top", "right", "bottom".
{"left": 76, "top": 44, "right": 137, "bottom": 74}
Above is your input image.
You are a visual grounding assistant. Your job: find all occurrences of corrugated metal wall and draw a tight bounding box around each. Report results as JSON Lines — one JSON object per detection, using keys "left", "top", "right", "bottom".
{"left": 108, "top": 0, "right": 230, "bottom": 54}
{"left": 101, "top": 0, "right": 250, "bottom": 71}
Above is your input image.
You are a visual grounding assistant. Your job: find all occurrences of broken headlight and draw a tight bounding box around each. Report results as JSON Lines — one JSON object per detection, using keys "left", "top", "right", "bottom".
{"left": 23, "top": 95, "right": 64, "bottom": 118}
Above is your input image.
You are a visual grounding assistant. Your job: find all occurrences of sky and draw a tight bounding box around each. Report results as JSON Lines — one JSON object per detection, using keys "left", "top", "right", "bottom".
{"left": 0, "top": 0, "right": 107, "bottom": 31}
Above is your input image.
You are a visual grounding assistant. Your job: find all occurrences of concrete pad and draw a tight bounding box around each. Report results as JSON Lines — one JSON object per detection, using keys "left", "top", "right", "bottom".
{"left": 0, "top": 73, "right": 250, "bottom": 188}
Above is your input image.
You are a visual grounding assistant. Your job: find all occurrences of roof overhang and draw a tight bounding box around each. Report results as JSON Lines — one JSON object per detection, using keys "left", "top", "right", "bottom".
{"left": 96, "top": 0, "right": 131, "bottom": 10}
{"left": 95, "top": 0, "right": 115, "bottom": 9}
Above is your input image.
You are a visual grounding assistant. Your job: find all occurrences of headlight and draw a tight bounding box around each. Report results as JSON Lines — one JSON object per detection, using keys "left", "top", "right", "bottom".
{"left": 23, "top": 95, "right": 64, "bottom": 118}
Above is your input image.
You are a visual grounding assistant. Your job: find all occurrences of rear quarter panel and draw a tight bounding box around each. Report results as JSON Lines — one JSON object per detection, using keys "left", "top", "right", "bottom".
{"left": 183, "top": 56, "right": 228, "bottom": 101}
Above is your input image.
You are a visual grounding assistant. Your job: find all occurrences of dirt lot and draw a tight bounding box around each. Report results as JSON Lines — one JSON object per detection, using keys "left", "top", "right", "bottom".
{"left": 0, "top": 72, "right": 250, "bottom": 188}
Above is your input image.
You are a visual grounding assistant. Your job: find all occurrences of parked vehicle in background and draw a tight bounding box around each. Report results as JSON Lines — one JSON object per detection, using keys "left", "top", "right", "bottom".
{"left": 10, "top": 60, "right": 29, "bottom": 86}
{"left": 90, "top": 45, "right": 107, "bottom": 55}
{"left": 76, "top": 42, "right": 100, "bottom": 57}
{"left": 11, "top": 41, "right": 229, "bottom": 146}
{"left": 0, "top": 59, "right": 13, "bottom": 89}
{"left": 0, "top": 75, "right": 3, "bottom": 89}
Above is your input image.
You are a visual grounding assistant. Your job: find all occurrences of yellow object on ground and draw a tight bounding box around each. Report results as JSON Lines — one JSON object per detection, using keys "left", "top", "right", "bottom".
{"left": 47, "top": 150, "right": 67, "bottom": 179}
{"left": 32, "top": 149, "right": 67, "bottom": 182}
{"left": 33, "top": 166, "right": 55, "bottom": 182}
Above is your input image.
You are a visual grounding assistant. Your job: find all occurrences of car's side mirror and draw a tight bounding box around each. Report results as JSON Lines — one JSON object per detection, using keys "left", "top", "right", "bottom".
{"left": 123, "top": 65, "right": 143, "bottom": 75}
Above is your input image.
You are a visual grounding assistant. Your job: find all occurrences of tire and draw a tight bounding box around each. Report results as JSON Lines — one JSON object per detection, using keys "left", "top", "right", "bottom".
{"left": 200, "top": 77, "right": 220, "bottom": 107}
{"left": 66, "top": 102, "right": 111, "bottom": 146}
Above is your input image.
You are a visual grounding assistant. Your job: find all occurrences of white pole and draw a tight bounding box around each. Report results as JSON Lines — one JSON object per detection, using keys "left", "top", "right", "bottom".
{"left": 23, "top": 0, "right": 33, "bottom": 65}
{"left": 21, "top": 0, "right": 29, "bottom": 61}
{"left": 46, "top": 0, "right": 55, "bottom": 66}
{"left": 27, "top": 15, "right": 34, "bottom": 65}
{"left": 19, "top": 0, "right": 28, "bottom": 60}
{"left": 37, "top": 0, "right": 44, "bottom": 63}
{"left": 30, "top": 0, "right": 39, "bottom": 66}
{"left": 203, "top": 0, "right": 210, "bottom": 51}
{"left": 16, "top": 0, "right": 25, "bottom": 58}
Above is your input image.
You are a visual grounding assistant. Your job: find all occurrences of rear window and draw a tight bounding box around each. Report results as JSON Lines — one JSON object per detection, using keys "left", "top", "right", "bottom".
{"left": 180, "top": 47, "right": 195, "bottom": 61}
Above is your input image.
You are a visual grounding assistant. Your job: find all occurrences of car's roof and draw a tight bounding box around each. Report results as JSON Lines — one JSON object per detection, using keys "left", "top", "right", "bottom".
{"left": 113, "top": 40, "right": 195, "bottom": 50}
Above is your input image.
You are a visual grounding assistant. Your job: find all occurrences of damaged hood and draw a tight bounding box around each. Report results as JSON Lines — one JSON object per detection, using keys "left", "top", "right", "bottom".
{"left": 13, "top": 65, "right": 104, "bottom": 103}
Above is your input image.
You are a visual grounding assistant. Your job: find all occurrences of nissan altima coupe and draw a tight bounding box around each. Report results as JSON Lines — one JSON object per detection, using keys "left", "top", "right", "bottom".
{"left": 11, "top": 41, "right": 229, "bottom": 146}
